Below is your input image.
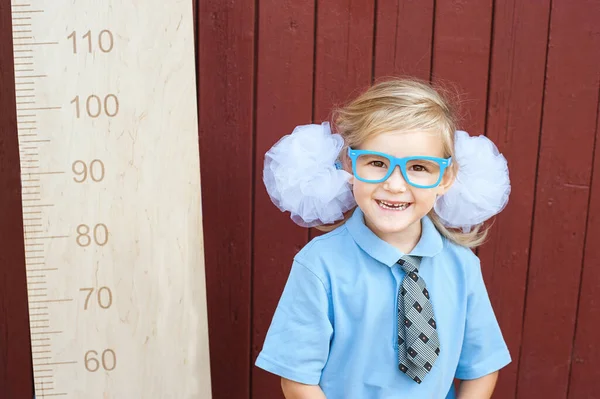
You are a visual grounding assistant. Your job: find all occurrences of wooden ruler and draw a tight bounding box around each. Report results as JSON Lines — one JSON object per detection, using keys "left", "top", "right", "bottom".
{"left": 10, "top": 1, "right": 212, "bottom": 397}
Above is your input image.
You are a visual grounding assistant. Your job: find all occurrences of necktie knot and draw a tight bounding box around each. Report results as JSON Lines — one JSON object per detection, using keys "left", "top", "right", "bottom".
{"left": 398, "top": 255, "right": 420, "bottom": 274}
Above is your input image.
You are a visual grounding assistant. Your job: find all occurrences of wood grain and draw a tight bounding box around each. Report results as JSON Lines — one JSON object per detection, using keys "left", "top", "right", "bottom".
{"left": 477, "top": 0, "right": 551, "bottom": 397}
{"left": 568, "top": 80, "right": 600, "bottom": 399}
{"left": 0, "top": 0, "right": 33, "bottom": 397}
{"left": 431, "top": 0, "right": 493, "bottom": 134}
{"left": 374, "top": 0, "right": 435, "bottom": 81}
{"left": 517, "top": 1, "right": 600, "bottom": 397}
{"left": 251, "top": 1, "right": 315, "bottom": 397}
{"left": 197, "top": 0, "right": 255, "bottom": 398}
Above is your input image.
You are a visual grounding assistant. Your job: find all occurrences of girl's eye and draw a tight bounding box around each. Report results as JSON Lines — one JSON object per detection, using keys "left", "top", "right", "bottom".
{"left": 411, "top": 164, "right": 428, "bottom": 172}
{"left": 370, "top": 161, "right": 386, "bottom": 168}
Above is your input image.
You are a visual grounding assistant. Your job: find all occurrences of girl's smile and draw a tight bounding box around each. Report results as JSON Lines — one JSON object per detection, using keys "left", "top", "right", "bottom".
{"left": 375, "top": 200, "right": 412, "bottom": 211}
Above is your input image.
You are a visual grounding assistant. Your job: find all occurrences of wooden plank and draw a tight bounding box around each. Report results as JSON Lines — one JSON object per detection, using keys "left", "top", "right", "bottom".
{"left": 313, "top": 0, "right": 374, "bottom": 121}
{"left": 197, "top": 1, "right": 255, "bottom": 398}
{"left": 16, "top": 1, "right": 211, "bottom": 396}
{"left": 0, "top": 0, "right": 33, "bottom": 396}
{"left": 309, "top": 0, "right": 374, "bottom": 240}
{"left": 373, "top": 0, "right": 434, "bottom": 81}
{"left": 431, "top": 0, "right": 493, "bottom": 134}
{"left": 477, "top": 1, "right": 551, "bottom": 397}
{"left": 516, "top": 1, "right": 600, "bottom": 397}
{"left": 567, "top": 76, "right": 600, "bottom": 399}
{"left": 252, "top": 1, "right": 315, "bottom": 397}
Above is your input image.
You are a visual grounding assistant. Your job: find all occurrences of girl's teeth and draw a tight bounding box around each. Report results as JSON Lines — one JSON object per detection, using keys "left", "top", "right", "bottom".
{"left": 378, "top": 201, "right": 409, "bottom": 210}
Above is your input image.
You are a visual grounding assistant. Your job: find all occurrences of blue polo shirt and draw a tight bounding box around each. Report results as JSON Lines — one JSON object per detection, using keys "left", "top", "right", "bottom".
{"left": 255, "top": 207, "right": 511, "bottom": 398}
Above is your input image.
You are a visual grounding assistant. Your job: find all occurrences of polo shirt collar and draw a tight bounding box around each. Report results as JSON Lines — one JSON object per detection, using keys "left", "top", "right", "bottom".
{"left": 345, "top": 207, "right": 444, "bottom": 267}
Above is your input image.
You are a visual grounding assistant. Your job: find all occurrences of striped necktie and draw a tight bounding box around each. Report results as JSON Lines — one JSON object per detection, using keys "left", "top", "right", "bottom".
{"left": 397, "top": 255, "right": 440, "bottom": 384}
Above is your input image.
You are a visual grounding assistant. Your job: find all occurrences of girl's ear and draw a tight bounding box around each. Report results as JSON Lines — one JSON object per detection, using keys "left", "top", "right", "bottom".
{"left": 436, "top": 164, "right": 456, "bottom": 195}
{"left": 341, "top": 152, "right": 354, "bottom": 185}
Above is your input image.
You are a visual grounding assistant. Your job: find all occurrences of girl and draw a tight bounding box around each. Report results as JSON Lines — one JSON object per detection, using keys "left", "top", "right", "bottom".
{"left": 256, "top": 78, "right": 511, "bottom": 399}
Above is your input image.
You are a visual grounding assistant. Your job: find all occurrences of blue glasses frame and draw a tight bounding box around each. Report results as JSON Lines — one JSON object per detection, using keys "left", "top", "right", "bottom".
{"left": 347, "top": 147, "right": 452, "bottom": 189}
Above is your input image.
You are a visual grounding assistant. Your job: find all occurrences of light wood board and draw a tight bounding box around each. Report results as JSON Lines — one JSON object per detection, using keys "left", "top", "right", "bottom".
{"left": 11, "top": 0, "right": 212, "bottom": 397}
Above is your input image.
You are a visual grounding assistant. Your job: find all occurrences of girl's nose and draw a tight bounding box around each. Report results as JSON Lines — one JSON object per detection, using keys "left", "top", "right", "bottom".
{"left": 383, "top": 166, "right": 408, "bottom": 192}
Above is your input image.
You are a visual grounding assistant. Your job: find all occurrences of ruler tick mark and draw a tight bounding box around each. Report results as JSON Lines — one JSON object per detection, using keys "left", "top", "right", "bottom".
{"left": 15, "top": 74, "right": 47, "bottom": 78}
{"left": 30, "top": 299, "right": 73, "bottom": 304}
{"left": 27, "top": 269, "right": 58, "bottom": 272}
{"left": 19, "top": 106, "right": 61, "bottom": 111}
{"left": 28, "top": 171, "right": 64, "bottom": 175}
{"left": 31, "top": 331, "right": 63, "bottom": 336}
{"left": 12, "top": 10, "right": 44, "bottom": 14}
{"left": 33, "top": 368, "right": 53, "bottom": 373}
{"left": 35, "top": 361, "right": 77, "bottom": 366}
{"left": 14, "top": 41, "right": 59, "bottom": 46}
{"left": 25, "top": 236, "right": 69, "bottom": 240}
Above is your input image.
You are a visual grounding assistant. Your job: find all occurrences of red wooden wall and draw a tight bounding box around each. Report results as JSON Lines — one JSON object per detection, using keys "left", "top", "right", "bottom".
{"left": 1, "top": 0, "right": 600, "bottom": 398}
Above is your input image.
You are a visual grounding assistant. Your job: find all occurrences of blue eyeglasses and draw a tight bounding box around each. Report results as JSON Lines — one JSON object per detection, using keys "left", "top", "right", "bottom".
{"left": 347, "top": 147, "right": 452, "bottom": 189}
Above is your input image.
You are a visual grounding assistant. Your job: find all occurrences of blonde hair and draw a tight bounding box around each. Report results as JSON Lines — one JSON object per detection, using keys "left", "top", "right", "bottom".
{"left": 318, "top": 77, "right": 488, "bottom": 248}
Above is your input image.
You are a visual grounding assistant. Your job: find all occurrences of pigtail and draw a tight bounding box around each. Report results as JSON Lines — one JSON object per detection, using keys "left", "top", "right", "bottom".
{"left": 427, "top": 210, "right": 489, "bottom": 248}
{"left": 314, "top": 207, "right": 357, "bottom": 232}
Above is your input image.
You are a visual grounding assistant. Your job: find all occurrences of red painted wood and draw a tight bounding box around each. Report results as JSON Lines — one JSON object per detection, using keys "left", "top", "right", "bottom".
{"left": 309, "top": 0, "right": 375, "bottom": 240}
{"left": 197, "top": 1, "right": 255, "bottom": 398}
{"left": 0, "top": 0, "right": 34, "bottom": 396}
{"left": 374, "top": 0, "right": 434, "bottom": 81}
{"left": 516, "top": 1, "right": 600, "bottom": 397}
{"left": 313, "top": 0, "right": 374, "bottom": 122}
{"left": 431, "top": 0, "right": 493, "bottom": 134}
{"left": 568, "top": 87, "right": 600, "bottom": 399}
{"left": 477, "top": 1, "right": 551, "bottom": 397}
{"left": 252, "top": 1, "right": 315, "bottom": 398}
